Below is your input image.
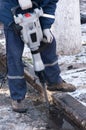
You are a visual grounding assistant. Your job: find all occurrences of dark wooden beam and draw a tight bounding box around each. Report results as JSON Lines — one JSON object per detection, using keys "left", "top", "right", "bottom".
{"left": 52, "top": 93, "right": 86, "bottom": 130}
{"left": 24, "top": 67, "right": 43, "bottom": 94}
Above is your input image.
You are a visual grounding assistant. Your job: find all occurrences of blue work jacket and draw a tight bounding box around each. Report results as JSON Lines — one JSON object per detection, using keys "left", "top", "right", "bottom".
{"left": 0, "top": 0, "right": 58, "bottom": 29}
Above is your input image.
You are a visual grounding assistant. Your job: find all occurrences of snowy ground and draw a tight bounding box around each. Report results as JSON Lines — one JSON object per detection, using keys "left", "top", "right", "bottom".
{"left": 58, "top": 45, "right": 86, "bottom": 106}
{"left": 58, "top": 24, "right": 86, "bottom": 106}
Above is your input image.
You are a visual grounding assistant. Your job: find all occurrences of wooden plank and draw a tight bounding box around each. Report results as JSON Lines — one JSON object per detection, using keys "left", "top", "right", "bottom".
{"left": 0, "top": 44, "right": 6, "bottom": 67}
{"left": 24, "top": 67, "right": 43, "bottom": 94}
{"left": 52, "top": 93, "right": 86, "bottom": 130}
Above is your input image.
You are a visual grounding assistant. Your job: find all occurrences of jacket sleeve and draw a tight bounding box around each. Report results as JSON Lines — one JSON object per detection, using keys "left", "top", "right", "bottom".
{"left": 40, "top": 0, "right": 59, "bottom": 29}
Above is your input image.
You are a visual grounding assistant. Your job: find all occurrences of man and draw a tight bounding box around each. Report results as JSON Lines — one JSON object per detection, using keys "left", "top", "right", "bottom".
{"left": 0, "top": 0, "right": 76, "bottom": 113}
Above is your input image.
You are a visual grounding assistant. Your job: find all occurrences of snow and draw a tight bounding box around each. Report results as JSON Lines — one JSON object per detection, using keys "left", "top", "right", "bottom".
{"left": 58, "top": 44, "right": 86, "bottom": 106}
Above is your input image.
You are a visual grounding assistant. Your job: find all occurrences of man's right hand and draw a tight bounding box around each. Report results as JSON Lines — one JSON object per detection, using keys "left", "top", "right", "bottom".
{"left": 18, "top": 0, "right": 32, "bottom": 10}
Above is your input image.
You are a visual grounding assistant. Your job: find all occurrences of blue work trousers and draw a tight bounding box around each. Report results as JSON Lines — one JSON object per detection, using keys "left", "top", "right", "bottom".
{"left": 4, "top": 26, "right": 62, "bottom": 100}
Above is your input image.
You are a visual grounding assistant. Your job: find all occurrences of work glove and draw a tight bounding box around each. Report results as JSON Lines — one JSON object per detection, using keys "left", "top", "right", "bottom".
{"left": 18, "top": 0, "right": 32, "bottom": 10}
{"left": 43, "top": 29, "right": 53, "bottom": 43}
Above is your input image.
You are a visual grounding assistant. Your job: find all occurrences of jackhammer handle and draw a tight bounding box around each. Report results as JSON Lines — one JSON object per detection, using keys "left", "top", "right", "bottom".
{"left": 11, "top": 1, "right": 39, "bottom": 16}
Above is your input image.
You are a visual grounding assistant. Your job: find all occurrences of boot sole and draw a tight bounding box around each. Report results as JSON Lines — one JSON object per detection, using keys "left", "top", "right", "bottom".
{"left": 47, "top": 87, "right": 76, "bottom": 92}
{"left": 12, "top": 108, "right": 27, "bottom": 113}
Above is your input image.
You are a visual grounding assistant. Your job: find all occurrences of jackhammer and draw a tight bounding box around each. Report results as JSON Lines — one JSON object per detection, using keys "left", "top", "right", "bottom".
{"left": 11, "top": 2, "right": 49, "bottom": 108}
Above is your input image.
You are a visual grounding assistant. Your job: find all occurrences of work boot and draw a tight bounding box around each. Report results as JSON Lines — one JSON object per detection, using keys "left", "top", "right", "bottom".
{"left": 47, "top": 80, "right": 76, "bottom": 92}
{"left": 12, "top": 99, "right": 28, "bottom": 113}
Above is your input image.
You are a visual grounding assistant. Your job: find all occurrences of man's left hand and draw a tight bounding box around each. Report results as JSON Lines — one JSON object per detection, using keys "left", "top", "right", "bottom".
{"left": 42, "top": 29, "right": 53, "bottom": 43}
